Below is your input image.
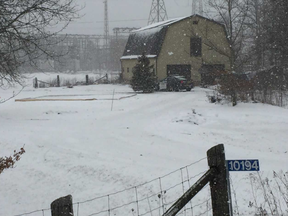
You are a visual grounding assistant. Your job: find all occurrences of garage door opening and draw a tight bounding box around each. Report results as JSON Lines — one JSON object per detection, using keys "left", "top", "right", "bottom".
{"left": 167, "top": 65, "right": 191, "bottom": 80}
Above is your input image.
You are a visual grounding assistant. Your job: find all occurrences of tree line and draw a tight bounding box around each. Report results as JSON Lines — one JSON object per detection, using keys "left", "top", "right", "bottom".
{"left": 0, "top": 0, "right": 79, "bottom": 87}
{"left": 205, "top": 0, "right": 288, "bottom": 106}
{"left": 207, "top": 0, "right": 288, "bottom": 73}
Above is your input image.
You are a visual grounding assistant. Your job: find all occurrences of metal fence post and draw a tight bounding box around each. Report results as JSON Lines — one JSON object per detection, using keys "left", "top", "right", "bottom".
{"left": 207, "top": 144, "right": 233, "bottom": 216}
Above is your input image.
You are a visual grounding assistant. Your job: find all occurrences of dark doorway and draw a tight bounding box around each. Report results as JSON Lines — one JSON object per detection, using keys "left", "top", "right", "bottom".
{"left": 167, "top": 65, "right": 191, "bottom": 79}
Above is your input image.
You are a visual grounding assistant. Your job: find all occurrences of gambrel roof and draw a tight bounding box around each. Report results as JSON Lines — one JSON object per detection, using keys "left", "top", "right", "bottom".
{"left": 122, "top": 14, "right": 226, "bottom": 58}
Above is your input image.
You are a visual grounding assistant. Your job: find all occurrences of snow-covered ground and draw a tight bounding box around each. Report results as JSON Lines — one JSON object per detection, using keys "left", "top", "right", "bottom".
{"left": 0, "top": 73, "right": 287, "bottom": 216}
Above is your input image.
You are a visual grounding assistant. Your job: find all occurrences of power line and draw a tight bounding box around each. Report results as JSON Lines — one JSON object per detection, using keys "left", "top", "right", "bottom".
{"left": 71, "top": 18, "right": 148, "bottom": 24}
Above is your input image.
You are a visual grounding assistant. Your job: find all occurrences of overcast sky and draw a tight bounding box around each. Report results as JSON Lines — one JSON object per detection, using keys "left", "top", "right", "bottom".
{"left": 59, "top": 0, "right": 200, "bottom": 35}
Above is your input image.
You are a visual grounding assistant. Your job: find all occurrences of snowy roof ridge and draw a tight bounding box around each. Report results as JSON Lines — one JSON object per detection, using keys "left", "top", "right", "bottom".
{"left": 121, "top": 16, "right": 191, "bottom": 58}
{"left": 120, "top": 55, "right": 157, "bottom": 60}
{"left": 132, "top": 16, "right": 188, "bottom": 33}
{"left": 132, "top": 14, "right": 225, "bottom": 34}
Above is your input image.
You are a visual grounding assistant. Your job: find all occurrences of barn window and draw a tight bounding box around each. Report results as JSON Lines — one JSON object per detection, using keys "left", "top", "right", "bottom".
{"left": 127, "top": 67, "right": 129, "bottom": 73}
{"left": 190, "top": 37, "right": 202, "bottom": 57}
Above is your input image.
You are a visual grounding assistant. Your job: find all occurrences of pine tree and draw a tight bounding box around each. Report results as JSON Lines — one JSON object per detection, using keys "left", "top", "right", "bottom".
{"left": 130, "top": 54, "right": 156, "bottom": 93}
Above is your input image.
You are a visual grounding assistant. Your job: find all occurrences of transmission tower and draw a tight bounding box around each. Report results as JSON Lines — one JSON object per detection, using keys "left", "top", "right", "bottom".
{"left": 192, "top": 0, "right": 203, "bottom": 16}
{"left": 104, "top": 0, "right": 109, "bottom": 49}
{"left": 148, "top": 0, "right": 168, "bottom": 25}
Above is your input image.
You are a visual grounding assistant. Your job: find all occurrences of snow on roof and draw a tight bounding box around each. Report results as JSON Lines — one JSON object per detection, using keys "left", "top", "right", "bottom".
{"left": 122, "top": 15, "right": 222, "bottom": 58}
{"left": 132, "top": 16, "right": 187, "bottom": 34}
{"left": 120, "top": 55, "right": 157, "bottom": 60}
{"left": 121, "top": 17, "right": 189, "bottom": 57}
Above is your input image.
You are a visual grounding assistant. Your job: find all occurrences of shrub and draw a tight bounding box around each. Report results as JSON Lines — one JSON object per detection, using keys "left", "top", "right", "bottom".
{"left": 214, "top": 71, "right": 254, "bottom": 106}
{"left": 0, "top": 147, "right": 25, "bottom": 175}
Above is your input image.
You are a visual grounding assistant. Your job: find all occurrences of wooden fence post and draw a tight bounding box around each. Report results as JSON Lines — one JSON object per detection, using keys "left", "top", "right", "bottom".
{"left": 207, "top": 144, "right": 233, "bottom": 216}
{"left": 57, "top": 75, "right": 60, "bottom": 87}
{"left": 34, "top": 78, "right": 38, "bottom": 88}
{"left": 86, "top": 75, "right": 89, "bottom": 85}
{"left": 51, "top": 195, "right": 74, "bottom": 216}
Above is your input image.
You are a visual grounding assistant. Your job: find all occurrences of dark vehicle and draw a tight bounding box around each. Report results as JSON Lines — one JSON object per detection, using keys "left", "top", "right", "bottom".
{"left": 156, "top": 75, "right": 193, "bottom": 91}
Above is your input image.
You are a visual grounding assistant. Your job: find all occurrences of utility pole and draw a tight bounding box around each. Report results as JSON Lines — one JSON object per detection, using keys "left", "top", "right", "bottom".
{"left": 157, "top": 0, "right": 160, "bottom": 22}
{"left": 148, "top": 0, "right": 168, "bottom": 25}
{"left": 104, "top": 0, "right": 109, "bottom": 69}
{"left": 104, "top": 0, "right": 109, "bottom": 48}
{"left": 192, "top": 0, "right": 196, "bottom": 15}
{"left": 192, "top": 0, "right": 204, "bottom": 16}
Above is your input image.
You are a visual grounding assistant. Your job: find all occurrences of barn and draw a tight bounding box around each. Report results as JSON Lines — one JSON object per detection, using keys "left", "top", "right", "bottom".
{"left": 120, "top": 14, "right": 231, "bottom": 85}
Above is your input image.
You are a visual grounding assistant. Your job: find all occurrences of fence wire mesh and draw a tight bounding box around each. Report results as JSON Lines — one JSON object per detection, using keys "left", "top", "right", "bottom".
{"left": 15, "top": 157, "right": 212, "bottom": 216}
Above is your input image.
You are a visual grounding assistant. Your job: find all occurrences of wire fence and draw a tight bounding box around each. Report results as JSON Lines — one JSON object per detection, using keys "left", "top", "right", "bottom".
{"left": 33, "top": 73, "right": 121, "bottom": 89}
{"left": 14, "top": 157, "right": 212, "bottom": 216}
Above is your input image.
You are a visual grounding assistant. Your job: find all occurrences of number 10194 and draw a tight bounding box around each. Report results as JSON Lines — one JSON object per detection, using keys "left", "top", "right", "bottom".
{"left": 227, "top": 160, "right": 260, "bottom": 171}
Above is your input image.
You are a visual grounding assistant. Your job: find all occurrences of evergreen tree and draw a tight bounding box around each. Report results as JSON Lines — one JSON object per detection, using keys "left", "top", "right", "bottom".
{"left": 130, "top": 54, "right": 156, "bottom": 93}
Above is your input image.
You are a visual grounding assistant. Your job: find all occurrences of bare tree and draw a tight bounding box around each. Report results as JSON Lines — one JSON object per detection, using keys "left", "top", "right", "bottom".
{"left": 0, "top": 0, "right": 79, "bottom": 87}
{"left": 245, "top": 0, "right": 263, "bottom": 71}
{"left": 207, "top": 0, "right": 250, "bottom": 72}
{"left": 238, "top": 0, "right": 288, "bottom": 72}
{"left": 244, "top": 0, "right": 276, "bottom": 72}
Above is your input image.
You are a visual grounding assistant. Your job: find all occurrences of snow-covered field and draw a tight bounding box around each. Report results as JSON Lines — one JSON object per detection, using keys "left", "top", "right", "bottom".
{"left": 0, "top": 73, "right": 287, "bottom": 216}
